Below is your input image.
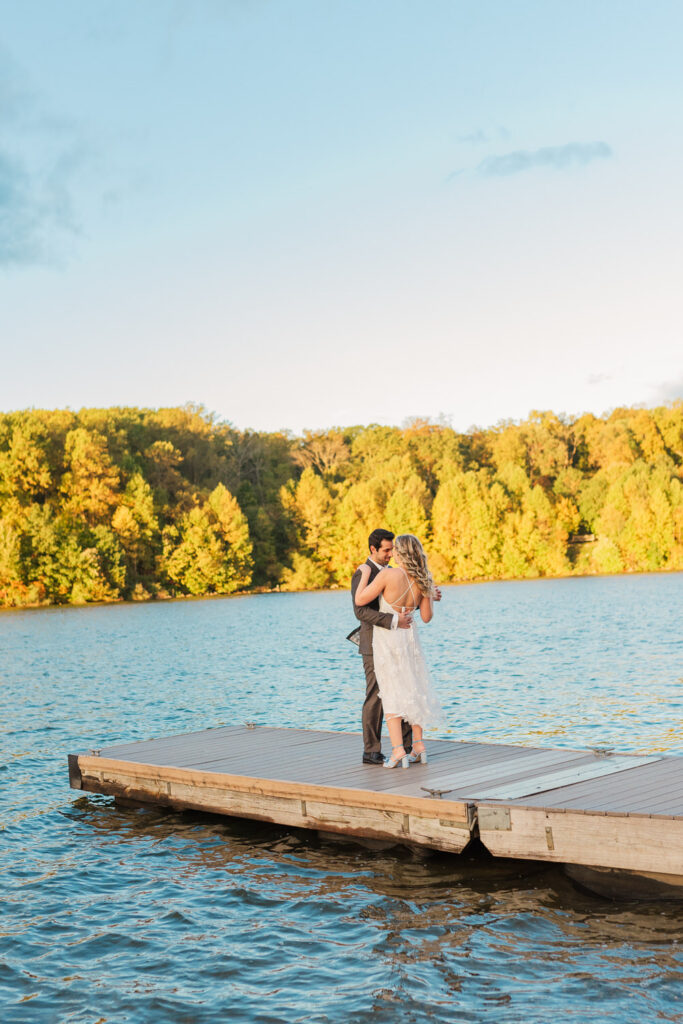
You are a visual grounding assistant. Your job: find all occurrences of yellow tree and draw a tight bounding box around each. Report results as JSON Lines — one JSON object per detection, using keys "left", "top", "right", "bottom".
{"left": 591, "top": 460, "right": 683, "bottom": 573}
{"left": 0, "top": 415, "right": 53, "bottom": 504}
{"left": 499, "top": 481, "right": 568, "bottom": 578}
{"left": 279, "top": 468, "right": 334, "bottom": 590}
{"left": 430, "top": 469, "right": 507, "bottom": 580}
{"left": 61, "top": 428, "right": 120, "bottom": 525}
{"left": 0, "top": 518, "right": 24, "bottom": 605}
{"left": 383, "top": 473, "right": 431, "bottom": 538}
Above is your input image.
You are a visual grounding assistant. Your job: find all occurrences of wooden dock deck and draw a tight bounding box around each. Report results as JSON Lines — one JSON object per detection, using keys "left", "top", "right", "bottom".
{"left": 68, "top": 725, "right": 683, "bottom": 898}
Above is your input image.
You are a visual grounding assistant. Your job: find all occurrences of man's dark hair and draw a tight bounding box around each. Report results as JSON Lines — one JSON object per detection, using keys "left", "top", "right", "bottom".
{"left": 368, "top": 528, "right": 394, "bottom": 552}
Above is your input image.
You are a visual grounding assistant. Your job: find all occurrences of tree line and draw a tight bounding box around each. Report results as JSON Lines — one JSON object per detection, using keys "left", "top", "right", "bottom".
{"left": 1, "top": 402, "right": 682, "bottom": 607}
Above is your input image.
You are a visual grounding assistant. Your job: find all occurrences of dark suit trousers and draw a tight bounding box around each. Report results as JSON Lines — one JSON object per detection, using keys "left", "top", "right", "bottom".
{"left": 362, "top": 653, "right": 412, "bottom": 754}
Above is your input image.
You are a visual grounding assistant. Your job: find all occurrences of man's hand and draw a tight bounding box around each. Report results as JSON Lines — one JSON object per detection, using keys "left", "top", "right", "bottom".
{"left": 397, "top": 609, "right": 413, "bottom": 628}
{"left": 433, "top": 586, "right": 442, "bottom": 602}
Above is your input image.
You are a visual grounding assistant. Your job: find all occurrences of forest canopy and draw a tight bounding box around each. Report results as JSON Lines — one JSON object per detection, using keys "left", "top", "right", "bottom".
{"left": 1, "top": 402, "right": 683, "bottom": 607}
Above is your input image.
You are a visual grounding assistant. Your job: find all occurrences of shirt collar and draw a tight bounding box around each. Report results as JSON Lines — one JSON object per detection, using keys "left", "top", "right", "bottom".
{"left": 369, "top": 558, "right": 385, "bottom": 572}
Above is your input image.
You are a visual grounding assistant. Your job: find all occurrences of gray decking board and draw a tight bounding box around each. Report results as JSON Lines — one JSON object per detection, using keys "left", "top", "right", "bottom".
{"left": 496, "top": 768, "right": 671, "bottom": 809}
{"left": 102, "top": 728, "right": 446, "bottom": 763}
{"left": 532, "top": 769, "right": 681, "bottom": 810}
{"left": 174, "top": 738, "right": 361, "bottom": 771}
{"left": 467, "top": 755, "right": 662, "bottom": 801}
{"left": 101, "top": 725, "right": 248, "bottom": 756}
{"left": 99, "top": 730, "right": 355, "bottom": 768}
{"left": 555, "top": 781, "right": 683, "bottom": 817}
{"left": 99, "top": 726, "right": 342, "bottom": 761}
{"left": 91, "top": 726, "right": 536, "bottom": 798}
{"left": 175, "top": 742, "right": 591, "bottom": 797}
{"left": 102, "top": 730, "right": 541, "bottom": 792}
{"left": 415, "top": 748, "right": 596, "bottom": 796}
{"left": 517, "top": 757, "right": 683, "bottom": 814}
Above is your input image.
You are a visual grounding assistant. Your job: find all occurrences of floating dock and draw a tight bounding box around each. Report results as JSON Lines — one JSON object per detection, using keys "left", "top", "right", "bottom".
{"left": 68, "top": 726, "right": 683, "bottom": 898}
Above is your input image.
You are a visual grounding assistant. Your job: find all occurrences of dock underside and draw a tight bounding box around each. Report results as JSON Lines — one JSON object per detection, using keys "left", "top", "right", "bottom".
{"left": 69, "top": 725, "right": 683, "bottom": 898}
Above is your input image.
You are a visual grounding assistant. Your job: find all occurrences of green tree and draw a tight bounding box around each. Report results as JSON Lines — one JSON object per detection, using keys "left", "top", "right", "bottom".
{"left": 20, "top": 506, "right": 119, "bottom": 604}
{"left": 163, "top": 484, "right": 253, "bottom": 595}
{"left": 111, "top": 472, "right": 160, "bottom": 592}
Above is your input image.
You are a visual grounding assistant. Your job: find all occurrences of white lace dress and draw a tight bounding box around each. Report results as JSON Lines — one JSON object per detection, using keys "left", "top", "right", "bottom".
{"left": 372, "top": 594, "right": 444, "bottom": 727}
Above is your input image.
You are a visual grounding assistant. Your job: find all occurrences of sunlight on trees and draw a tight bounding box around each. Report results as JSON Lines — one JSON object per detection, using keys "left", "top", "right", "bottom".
{"left": 1, "top": 402, "right": 682, "bottom": 606}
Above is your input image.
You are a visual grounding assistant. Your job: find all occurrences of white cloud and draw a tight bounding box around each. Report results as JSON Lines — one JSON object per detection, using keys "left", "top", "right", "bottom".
{"left": 477, "top": 141, "right": 613, "bottom": 177}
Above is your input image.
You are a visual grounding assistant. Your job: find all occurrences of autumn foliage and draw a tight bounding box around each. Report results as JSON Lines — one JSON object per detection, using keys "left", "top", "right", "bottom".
{"left": 1, "top": 403, "right": 683, "bottom": 607}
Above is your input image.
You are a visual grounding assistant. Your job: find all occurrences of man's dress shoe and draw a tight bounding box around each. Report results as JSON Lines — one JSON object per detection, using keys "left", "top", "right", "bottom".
{"left": 362, "top": 752, "right": 385, "bottom": 765}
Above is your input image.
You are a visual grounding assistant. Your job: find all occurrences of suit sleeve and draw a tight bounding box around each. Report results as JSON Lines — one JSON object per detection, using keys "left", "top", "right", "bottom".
{"left": 351, "top": 569, "right": 394, "bottom": 630}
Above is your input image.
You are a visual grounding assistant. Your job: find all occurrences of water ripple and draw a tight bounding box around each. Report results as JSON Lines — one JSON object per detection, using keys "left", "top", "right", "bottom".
{"left": 2, "top": 576, "right": 683, "bottom": 1022}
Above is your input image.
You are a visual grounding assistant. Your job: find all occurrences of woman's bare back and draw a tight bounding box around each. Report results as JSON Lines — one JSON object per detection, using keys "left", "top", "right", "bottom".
{"left": 381, "top": 567, "right": 421, "bottom": 612}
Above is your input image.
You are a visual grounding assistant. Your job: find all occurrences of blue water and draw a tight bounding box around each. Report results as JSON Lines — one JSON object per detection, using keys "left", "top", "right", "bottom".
{"left": 2, "top": 574, "right": 683, "bottom": 1023}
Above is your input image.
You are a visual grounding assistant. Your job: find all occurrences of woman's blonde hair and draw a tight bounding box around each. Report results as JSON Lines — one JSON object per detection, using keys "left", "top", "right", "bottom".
{"left": 394, "top": 534, "right": 434, "bottom": 597}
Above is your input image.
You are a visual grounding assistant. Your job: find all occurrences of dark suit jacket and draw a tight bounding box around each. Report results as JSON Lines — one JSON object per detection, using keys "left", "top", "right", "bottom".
{"left": 351, "top": 558, "right": 394, "bottom": 656}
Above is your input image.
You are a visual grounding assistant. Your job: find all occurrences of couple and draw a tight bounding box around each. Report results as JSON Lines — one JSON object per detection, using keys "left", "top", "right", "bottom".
{"left": 351, "top": 528, "right": 443, "bottom": 770}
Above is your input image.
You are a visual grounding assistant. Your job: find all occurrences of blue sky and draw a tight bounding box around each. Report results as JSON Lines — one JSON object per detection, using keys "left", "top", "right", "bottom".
{"left": 2, "top": 0, "right": 682, "bottom": 433}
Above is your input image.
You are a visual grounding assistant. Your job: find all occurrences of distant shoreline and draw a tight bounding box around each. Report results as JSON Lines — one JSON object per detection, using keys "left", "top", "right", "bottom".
{"left": 4, "top": 565, "right": 683, "bottom": 615}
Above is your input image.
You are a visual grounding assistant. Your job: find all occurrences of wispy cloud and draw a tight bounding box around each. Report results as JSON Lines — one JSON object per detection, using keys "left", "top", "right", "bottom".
{"left": 0, "top": 150, "right": 38, "bottom": 264}
{"left": 477, "top": 141, "right": 613, "bottom": 177}
{"left": 0, "top": 51, "right": 89, "bottom": 268}
{"left": 651, "top": 374, "right": 683, "bottom": 403}
{"left": 457, "top": 130, "right": 488, "bottom": 145}
{"left": 586, "top": 372, "right": 613, "bottom": 386}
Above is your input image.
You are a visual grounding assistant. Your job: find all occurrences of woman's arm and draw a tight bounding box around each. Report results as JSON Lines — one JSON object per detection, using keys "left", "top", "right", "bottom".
{"left": 354, "top": 566, "right": 389, "bottom": 606}
{"left": 419, "top": 591, "right": 433, "bottom": 623}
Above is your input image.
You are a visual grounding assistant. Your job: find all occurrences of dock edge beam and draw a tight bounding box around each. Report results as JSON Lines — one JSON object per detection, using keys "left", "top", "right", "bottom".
{"left": 68, "top": 754, "right": 83, "bottom": 790}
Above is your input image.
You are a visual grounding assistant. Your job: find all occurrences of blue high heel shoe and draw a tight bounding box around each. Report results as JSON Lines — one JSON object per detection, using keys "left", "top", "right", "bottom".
{"left": 408, "top": 743, "right": 428, "bottom": 765}
{"left": 384, "top": 745, "right": 409, "bottom": 769}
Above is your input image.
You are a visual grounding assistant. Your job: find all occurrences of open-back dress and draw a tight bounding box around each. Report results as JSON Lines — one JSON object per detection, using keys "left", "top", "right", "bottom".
{"left": 371, "top": 574, "right": 443, "bottom": 727}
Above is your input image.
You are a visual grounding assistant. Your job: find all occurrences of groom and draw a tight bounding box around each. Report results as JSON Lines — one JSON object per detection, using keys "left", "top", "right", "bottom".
{"left": 351, "top": 528, "right": 413, "bottom": 765}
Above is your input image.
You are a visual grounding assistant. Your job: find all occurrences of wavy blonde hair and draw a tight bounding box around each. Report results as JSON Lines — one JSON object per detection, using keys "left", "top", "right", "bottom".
{"left": 394, "top": 534, "right": 435, "bottom": 597}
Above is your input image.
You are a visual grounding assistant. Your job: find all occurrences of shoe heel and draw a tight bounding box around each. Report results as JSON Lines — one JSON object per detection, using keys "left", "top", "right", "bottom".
{"left": 408, "top": 747, "right": 428, "bottom": 765}
{"left": 384, "top": 748, "right": 410, "bottom": 769}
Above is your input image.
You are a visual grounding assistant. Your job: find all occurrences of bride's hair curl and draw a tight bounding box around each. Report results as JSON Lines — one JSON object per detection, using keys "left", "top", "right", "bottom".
{"left": 394, "top": 534, "right": 435, "bottom": 597}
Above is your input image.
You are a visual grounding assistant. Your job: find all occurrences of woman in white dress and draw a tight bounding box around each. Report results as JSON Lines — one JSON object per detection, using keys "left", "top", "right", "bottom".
{"left": 354, "top": 533, "right": 443, "bottom": 769}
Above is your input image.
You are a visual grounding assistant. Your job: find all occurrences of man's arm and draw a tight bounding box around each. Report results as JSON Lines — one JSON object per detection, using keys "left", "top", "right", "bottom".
{"left": 351, "top": 569, "right": 394, "bottom": 630}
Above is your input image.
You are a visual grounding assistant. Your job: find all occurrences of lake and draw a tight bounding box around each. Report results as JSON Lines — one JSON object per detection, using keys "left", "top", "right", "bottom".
{"left": 2, "top": 573, "right": 682, "bottom": 1023}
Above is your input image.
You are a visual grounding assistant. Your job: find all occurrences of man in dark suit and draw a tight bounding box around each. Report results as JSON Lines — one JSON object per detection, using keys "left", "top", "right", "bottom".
{"left": 351, "top": 528, "right": 413, "bottom": 765}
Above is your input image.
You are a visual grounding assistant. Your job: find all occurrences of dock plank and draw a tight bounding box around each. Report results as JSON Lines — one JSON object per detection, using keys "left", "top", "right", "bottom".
{"left": 469, "top": 755, "right": 662, "bottom": 801}
{"left": 412, "top": 748, "right": 595, "bottom": 797}
{"left": 517, "top": 757, "right": 683, "bottom": 814}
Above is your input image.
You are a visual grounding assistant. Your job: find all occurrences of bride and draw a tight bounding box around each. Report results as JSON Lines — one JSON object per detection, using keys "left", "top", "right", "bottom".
{"left": 354, "top": 533, "right": 443, "bottom": 768}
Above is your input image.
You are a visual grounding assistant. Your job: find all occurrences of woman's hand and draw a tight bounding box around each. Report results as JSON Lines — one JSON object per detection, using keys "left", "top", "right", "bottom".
{"left": 355, "top": 564, "right": 386, "bottom": 606}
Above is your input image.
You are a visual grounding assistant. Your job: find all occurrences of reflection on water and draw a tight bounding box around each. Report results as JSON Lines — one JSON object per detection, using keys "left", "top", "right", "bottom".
{"left": 2, "top": 575, "right": 683, "bottom": 1022}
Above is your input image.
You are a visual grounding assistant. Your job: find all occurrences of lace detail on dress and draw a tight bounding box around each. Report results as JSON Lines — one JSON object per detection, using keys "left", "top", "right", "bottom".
{"left": 371, "top": 595, "right": 443, "bottom": 727}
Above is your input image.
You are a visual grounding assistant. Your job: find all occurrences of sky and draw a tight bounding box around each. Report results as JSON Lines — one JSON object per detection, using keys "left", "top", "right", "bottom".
{"left": 1, "top": 0, "right": 682, "bottom": 435}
